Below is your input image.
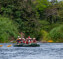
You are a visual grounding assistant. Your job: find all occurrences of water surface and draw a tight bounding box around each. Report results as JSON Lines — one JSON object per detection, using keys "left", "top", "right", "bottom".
{"left": 0, "top": 43, "right": 63, "bottom": 59}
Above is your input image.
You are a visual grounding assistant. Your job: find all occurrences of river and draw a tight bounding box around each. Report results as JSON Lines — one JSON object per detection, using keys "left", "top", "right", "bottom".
{"left": 0, "top": 43, "right": 63, "bottom": 59}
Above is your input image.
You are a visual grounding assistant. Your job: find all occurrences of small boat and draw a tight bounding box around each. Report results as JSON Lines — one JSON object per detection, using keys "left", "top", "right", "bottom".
{"left": 14, "top": 43, "right": 40, "bottom": 47}
{"left": 14, "top": 36, "right": 40, "bottom": 47}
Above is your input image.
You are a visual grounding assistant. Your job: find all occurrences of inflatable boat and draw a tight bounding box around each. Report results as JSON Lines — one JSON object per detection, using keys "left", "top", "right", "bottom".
{"left": 14, "top": 43, "right": 40, "bottom": 47}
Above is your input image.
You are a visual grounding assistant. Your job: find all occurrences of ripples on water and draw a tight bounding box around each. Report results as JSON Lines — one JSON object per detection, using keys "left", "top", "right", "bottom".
{"left": 0, "top": 43, "right": 63, "bottom": 59}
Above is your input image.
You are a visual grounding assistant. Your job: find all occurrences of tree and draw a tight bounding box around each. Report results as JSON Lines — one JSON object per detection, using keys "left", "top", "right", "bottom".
{"left": 34, "top": 0, "right": 49, "bottom": 19}
{"left": 45, "top": 6, "right": 58, "bottom": 24}
{"left": 0, "top": 0, "right": 40, "bottom": 38}
{"left": 45, "top": 1, "right": 63, "bottom": 24}
{"left": 51, "top": 0, "right": 58, "bottom": 5}
{"left": 0, "top": 16, "right": 18, "bottom": 43}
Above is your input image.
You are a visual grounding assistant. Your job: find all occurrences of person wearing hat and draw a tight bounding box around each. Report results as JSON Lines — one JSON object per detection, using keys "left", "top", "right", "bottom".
{"left": 28, "top": 38, "right": 32, "bottom": 44}
{"left": 22, "top": 38, "right": 26, "bottom": 44}
{"left": 26, "top": 38, "right": 29, "bottom": 44}
{"left": 16, "top": 36, "right": 21, "bottom": 44}
{"left": 33, "top": 38, "right": 37, "bottom": 43}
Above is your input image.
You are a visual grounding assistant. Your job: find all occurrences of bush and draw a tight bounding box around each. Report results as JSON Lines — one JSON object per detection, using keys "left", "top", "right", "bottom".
{"left": 0, "top": 16, "right": 18, "bottom": 43}
{"left": 39, "top": 30, "right": 49, "bottom": 42}
{"left": 49, "top": 25, "right": 63, "bottom": 42}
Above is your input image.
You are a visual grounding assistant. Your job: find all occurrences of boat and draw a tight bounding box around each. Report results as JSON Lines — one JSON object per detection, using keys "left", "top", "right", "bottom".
{"left": 14, "top": 36, "right": 40, "bottom": 47}
{"left": 14, "top": 43, "right": 40, "bottom": 47}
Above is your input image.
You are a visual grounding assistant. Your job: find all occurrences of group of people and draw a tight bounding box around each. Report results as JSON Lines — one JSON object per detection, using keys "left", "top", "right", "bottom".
{"left": 16, "top": 36, "right": 37, "bottom": 45}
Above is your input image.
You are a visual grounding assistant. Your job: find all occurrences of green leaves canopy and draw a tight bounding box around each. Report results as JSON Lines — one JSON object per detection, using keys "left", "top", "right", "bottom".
{"left": 0, "top": 16, "right": 18, "bottom": 43}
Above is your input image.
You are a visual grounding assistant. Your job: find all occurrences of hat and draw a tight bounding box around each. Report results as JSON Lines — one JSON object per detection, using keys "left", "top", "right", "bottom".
{"left": 28, "top": 36, "right": 30, "bottom": 38}
{"left": 22, "top": 38, "right": 25, "bottom": 39}
{"left": 33, "top": 38, "right": 36, "bottom": 39}
{"left": 19, "top": 38, "right": 21, "bottom": 39}
{"left": 18, "top": 36, "right": 20, "bottom": 38}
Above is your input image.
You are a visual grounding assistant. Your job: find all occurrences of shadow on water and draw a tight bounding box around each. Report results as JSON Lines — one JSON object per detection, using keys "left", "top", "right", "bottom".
{"left": 0, "top": 43, "right": 63, "bottom": 59}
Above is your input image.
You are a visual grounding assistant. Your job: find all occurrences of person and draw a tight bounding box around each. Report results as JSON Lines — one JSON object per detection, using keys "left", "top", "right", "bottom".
{"left": 26, "top": 38, "right": 29, "bottom": 44}
{"left": 16, "top": 36, "right": 21, "bottom": 44}
{"left": 33, "top": 38, "right": 37, "bottom": 43}
{"left": 20, "top": 38, "right": 23, "bottom": 43}
{"left": 22, "top": 38, "right": 26, "bottom": 44}
{"left": 28, "top": 36, "right": 30, "bottom": 38}
{"left": 18, "top": 37, "right": 21, "bottom": 44}
{"left": 28, "top": 38, "right": 32, "bottom": 44}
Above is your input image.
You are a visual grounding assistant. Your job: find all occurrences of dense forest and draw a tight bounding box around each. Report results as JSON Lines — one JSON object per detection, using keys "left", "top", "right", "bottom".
{"left": 0, "top": 0, "right": 63, "bottom": 43}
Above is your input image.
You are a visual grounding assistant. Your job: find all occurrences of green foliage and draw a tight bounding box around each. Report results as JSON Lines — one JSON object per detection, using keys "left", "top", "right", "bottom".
{"left": 34, "top": 0, "right": 49, "bottom": 11}
{"left": 39, "top": 20, "right": 50, "bottom": 31}
{"left": 34, "top": 0, "right": 49, "bottom": 19}
{"left": 0, "top": 0, "right": 63, "bottom": 42}
{"left": 45, "top": 1, "right": 63, "bottom": 24}
{"left": 49, "top": 25, "right": 63, "bottom": 42}
{"left": 0, "top": 16, "right": 18, "bottom": 43}
{"left": 39, "top": 30, "right": 49, "bottom": 42}
{"left": 0, "top": 0, "right": 40, "bottom": 39}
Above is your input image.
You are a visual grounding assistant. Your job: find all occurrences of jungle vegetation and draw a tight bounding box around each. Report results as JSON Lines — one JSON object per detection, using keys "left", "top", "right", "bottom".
{"left": 0, "top": 0, "right": 63, "bottom": 43}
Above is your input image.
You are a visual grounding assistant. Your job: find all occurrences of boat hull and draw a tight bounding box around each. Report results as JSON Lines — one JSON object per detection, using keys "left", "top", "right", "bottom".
{"left": 14, "top": 43, "right": 40, "bottom": 47}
